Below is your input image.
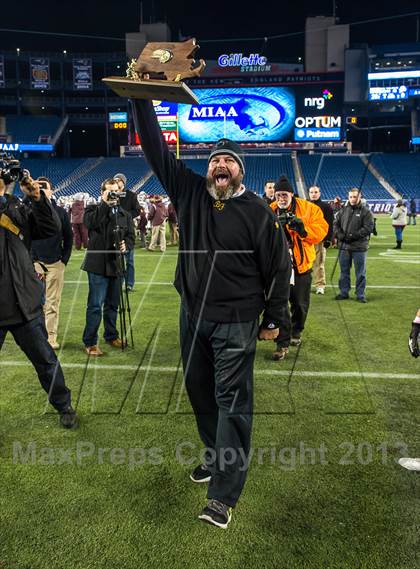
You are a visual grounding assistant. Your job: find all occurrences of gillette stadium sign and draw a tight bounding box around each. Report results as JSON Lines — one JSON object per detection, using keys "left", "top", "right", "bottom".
{"left": 218, "top": 53, "right": 268, "bottom": 68}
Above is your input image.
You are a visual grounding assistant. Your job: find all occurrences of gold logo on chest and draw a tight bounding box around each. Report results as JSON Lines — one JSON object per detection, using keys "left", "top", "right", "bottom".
{"left": 213, "top": 200, "right": 225, "bottom": 211}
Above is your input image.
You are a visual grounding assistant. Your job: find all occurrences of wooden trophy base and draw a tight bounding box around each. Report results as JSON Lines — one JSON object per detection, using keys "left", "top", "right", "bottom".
{"left": 102, "top": 77, "right": 199, "bottom": 104}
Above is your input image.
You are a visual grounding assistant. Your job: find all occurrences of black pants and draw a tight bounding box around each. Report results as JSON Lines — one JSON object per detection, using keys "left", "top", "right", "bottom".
{"left": 276, "top": 270, "right": 312, "bottom": 348}
{"left": 180, "top": 306, "right": 258, "bottom": 507}
{"left": 0, "top": 315, "right": 71, "bottom": 412}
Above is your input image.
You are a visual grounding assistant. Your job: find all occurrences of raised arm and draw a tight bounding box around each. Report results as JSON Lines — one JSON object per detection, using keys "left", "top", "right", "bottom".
{"left": 132, "top": 99, "right": 203, "bottom": 208}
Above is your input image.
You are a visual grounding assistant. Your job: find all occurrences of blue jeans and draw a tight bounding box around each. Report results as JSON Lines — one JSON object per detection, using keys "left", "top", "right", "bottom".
{"left": 338, "top": 250, "right": 367, "bottom": 300}
{"left": 82, "top": 272, "right": 121, "bottom": 347}
{"left": 394, "top": 226, "right": 404, "bottom": 241}
{"left": 0, "top": 315, "right": 71, "bottom": 412}
{"left": 125, "top": 249, "right": 135, "bottom": 289}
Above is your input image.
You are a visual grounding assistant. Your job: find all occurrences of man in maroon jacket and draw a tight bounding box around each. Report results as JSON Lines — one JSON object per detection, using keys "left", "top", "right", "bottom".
{"left": 70, "top": 195, "right": 88, "bottom": 250}
{"left": 148, "top": 195, "right": 168, "bottom": 252}
{"left": 168, "top": 201, "right": 178, "bottom": 245}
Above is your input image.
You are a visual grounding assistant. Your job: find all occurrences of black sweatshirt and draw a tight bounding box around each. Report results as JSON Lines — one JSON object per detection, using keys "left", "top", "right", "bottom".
{"left": 310, "top": 198, "right": 334, "bottom": 243}
{"left": 81, "top": 202, "right": 135, "bottom": 277}
{"left": 31, "top": 200, "right": 73, "bottom": 265}
{"left": 0, "top": 192, "right": 61, "bottom": 326}
{"left": 133, "top": 100, "right": 291, "bottom": 327}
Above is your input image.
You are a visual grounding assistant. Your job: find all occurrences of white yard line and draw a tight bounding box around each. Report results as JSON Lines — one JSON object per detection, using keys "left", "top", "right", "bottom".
{"left": 62, "top": 281, "right": 420, "bottom": 289}
{"left": 1, "top": 361, "right": 419, "bottom": 379}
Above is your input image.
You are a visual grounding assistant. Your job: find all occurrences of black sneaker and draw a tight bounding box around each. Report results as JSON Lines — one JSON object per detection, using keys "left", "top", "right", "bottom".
{"left": 335, "top": 294, "right": 349, "bottom": 300}
{"left": 356, "top": 297, "right": 367, "bottom": 303}
{"left": 198, "top": 499, "right": 233, "bottom": 529}
{"left": 190, "top": 464, "right": 211, "bottom": 484}
{"left": 59, "top": 407, "right": 79, "bottom": 429}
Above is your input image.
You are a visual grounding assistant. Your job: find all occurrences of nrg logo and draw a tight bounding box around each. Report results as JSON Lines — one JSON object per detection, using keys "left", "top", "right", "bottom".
{"left": 304, "top": 89, "right": 333, "bottom": 110}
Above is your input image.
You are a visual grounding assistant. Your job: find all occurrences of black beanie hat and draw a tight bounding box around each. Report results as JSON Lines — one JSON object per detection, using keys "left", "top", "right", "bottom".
{"left": 274, "top": 175, "right": 294, "bottom": 194}
{"left": 208, "top": 138, "right": 245, "bottom": 174}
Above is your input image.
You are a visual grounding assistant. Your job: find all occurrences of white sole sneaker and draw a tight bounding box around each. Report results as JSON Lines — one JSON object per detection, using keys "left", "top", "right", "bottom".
{"left": 198, "top": 510, "right": 232, "bottom": 529}
{"left": 398, "top": 458, "right": 420, "bottom": 471}
{"left": 190, "top": 473, "right": 211, "bottom": 484}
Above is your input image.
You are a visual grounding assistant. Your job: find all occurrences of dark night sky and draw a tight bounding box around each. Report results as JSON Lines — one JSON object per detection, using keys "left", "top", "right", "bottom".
{"left": 0, "top": 0, "right": 419, "bottom": 59}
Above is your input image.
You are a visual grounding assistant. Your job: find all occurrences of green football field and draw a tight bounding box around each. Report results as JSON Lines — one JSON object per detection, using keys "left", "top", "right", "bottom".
{"left": 1, "top": 217, "right": 419, "bottom": 569}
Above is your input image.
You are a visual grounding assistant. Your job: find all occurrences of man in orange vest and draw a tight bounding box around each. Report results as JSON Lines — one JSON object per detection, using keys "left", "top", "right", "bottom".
{"left": 270, "top": 176, "right": 328, "bottom": 360}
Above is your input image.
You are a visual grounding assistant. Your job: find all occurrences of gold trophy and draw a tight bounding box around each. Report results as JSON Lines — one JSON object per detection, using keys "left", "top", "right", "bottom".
{"left": 102, "top": 38, "right": 205, "bottom": 104}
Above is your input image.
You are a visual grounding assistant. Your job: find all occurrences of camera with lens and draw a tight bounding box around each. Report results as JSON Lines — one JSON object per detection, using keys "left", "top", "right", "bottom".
{"left": 108, "top": 191, "right": 126, "bottom": 200}
{"left": 277, "top": 210, "right": 296, "bottom": 227}
{"left": 0, "top": 154, "right": 30, "bottom": 185}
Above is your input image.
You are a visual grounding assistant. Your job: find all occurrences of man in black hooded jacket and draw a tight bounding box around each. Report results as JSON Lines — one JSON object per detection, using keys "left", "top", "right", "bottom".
{"left": 133, "top": 98, "right": 291, "bottom": 529}
{"left": 0, "top": 174, "right": 77, "bottom": 428}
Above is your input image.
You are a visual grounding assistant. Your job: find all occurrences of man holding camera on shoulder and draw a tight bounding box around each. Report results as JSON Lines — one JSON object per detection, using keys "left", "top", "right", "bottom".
{"left": 0, "top": 165, "right": 77, "bottom": 428}
{"left": 270, "top": 176, "right": 328, "bottom": 360}
{"left": 81, "top": 178, "right": 135, "bottom": 356}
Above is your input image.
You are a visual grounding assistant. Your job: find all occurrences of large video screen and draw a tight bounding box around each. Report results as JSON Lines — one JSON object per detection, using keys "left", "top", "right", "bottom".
{"left": 368, "top": 70, "right": 420, "bottom": 101}
{"left": 175, "top": 84, "right": 343, "bottom": 143}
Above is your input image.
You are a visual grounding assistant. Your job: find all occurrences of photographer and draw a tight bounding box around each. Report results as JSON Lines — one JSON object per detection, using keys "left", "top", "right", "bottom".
{"left": 81, "top": 178, "right": 135, "bottom": 356}
{"left": 31, "top": 177, "right": 73, "bottom": 349}
{"left": 270, "top": 176, "right": 328, "bottom": 360}
{"left": 334, "top": 188, "right": 374, "bottom": 303}
{"left": 0, "top": 165, "right": 77, "bottom": 428}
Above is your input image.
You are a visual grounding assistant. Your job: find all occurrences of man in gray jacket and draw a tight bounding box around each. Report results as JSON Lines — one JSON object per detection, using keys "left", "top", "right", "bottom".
{"left": 334, "top": 188, "right": 374, "bottom": 303}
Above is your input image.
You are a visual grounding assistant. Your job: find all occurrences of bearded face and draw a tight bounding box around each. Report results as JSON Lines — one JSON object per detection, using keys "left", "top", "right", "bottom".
{"left": 206, "top": 154, "right": 243, "bottom": 201}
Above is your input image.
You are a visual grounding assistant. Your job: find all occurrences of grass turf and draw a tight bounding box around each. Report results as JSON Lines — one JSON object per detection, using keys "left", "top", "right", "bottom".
{"left": 0, "top": 217, "right": 419, "bottom": 569}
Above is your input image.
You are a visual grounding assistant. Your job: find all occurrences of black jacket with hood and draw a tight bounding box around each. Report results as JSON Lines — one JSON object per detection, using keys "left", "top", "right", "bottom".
{"left": 0, "top": 191, "right": 61, "bottom": 327}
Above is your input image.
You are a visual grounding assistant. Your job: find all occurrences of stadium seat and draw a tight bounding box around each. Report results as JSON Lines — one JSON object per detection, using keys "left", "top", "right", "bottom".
{"left": 299, "top": 154, "right": 391, "bottom": 200}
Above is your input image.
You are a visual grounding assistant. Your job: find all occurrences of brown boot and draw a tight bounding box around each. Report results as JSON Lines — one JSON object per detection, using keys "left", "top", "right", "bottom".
{"left": 106, "top": 338, "right": 127, "bottom": 348}
{"left": 272, "top": 347, "right": 289, "bottom": 361}
{"left": 85, "top": 345, "right": 104, "bottom": 357}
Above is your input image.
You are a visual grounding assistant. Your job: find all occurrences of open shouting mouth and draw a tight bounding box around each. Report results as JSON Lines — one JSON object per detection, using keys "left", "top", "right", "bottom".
{"left": 213, "top": 171, "right": 231, "bottom": 188}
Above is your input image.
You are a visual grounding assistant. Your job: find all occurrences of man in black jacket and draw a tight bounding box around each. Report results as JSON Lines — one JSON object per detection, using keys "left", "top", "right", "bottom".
{"left": 31, "top": 177, "right": 73, "bottom": 349}
{"left": 334, "top": 188, "right": 374, "bottom": 303}
{"left": 133, "top": 99, "right": 291, "bottom": 529}
{"left": 81, "top": 178, "right": 135, "bottom": 356}
{"left": 114, "top": 173, "right": 141, "bottom": 291}
{"left": 308, "top": 185, "right": 334, "bottom": 295}
{"left": 0, "top": 174, "right": 77, "bottom": 428}
{"left": 262, "top": 180, "right": 276, "bottom": 205}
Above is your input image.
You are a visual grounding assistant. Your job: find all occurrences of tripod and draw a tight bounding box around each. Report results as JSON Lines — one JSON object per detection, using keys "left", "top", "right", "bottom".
{"left": 112, "top": 205, "right": 134, "bottom": 351}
